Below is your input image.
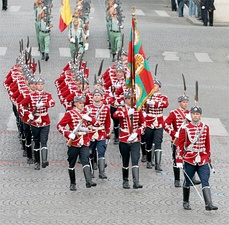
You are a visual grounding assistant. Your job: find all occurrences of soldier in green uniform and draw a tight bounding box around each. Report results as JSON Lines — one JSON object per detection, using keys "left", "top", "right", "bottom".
{"left": 108, "top": 6, "right": 122, "bottom": 62}
{"left": 68, "top": 17, "right": 87, "bottom": 58}
{"left": 34, "top": 0, "right": 43, "bottom": 51}
{"left": 38, "top": 8, "right": 53, "bottom": 61}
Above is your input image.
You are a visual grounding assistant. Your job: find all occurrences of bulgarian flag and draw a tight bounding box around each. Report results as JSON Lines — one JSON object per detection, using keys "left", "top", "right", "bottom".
{"left": 59, "top": 0, "right": 72, "bottom": 32}
{"left": 126, "top": 18, "right": 155, "bottom": 111}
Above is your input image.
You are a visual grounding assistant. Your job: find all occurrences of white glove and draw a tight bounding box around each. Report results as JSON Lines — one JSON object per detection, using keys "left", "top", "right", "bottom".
{"left": 127, "top": 133, "right": 138, "bottom": 142}
{"left": 114, "top": 83, "right": 121, "bottom": 89}
{"left": 147, "top": 99, "right": 155, "bottom": 106}
{"left": 128, "top": 108, "right": 134, "bottom": 116}
{"left": 175, "top": 132, "right": 179, "bottom": 139}
{"left": 120, "top": 100, "right": 125, "bottom": 106}
{"left": 28, "top": 113, "right": 34, "bottom": 120}
{"left": 84, "top": 43, "right": 89, "bottom": 51}
{"left": 119, "top": 25, "right": 124, "bottom": 29}
{"left": 113, "top": 3, "right": 118, "bottom": 9}
{"left": 70, "top": 38, "right": 75, "bottom": 43}
{"left": 109, "top": 92, "right": 114, "bottom": 97}
{"left": 79, "top": 126, "right": 88, "bottom": 132}
{"left": 68, "top": 133, "right": 76, "bottom": 140}
{"left": 36, "top": 102, "right": 44, "bottom": 108}
{"left": 143, "top": 112, "right": 147, "bottom": 118}
{"left": 201, "top": 6, "right": 205, "bottom": 9}
{"left": 82, "top": 114, "right": 92, "bottom": 122}
{"left": 176, "top": 163, "right": 183, "bottom": 169}
{"left": 185, "top": 113, "right": 191, "bottom": 121}
{"left": 43, "top": 6, "right": 47, "bottom": 10}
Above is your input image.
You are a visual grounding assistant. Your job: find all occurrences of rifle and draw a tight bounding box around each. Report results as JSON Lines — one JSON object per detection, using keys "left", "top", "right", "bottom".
{"left": 28, "top": 96, "right": 43, "bottom": 125}
{"left": 67, "top": 120, "right": 82, "bottom": 147}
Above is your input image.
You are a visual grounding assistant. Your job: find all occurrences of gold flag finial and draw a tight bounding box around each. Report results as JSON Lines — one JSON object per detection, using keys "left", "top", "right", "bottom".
{"left": 131, "top": 6, "right": 137, "bottom": 23}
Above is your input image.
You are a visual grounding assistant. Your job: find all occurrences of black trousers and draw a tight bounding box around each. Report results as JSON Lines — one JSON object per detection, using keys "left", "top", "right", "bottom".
{"left": 145, "top": 127, "right": 163, "bottom": 150}
{"left": 31, "top": 125, "right": 50, "bottom": 149}
{"left": 2, "top": 0, "right": 7, "bottom": 8}
{"left": 119, "top": 142, "right": 140, "bottom": 167}
{"left": 67, "top": 145, "right": 90, "bottom": 168}
{"left": 202, "top": 9, "right": 214, "bottom": 26}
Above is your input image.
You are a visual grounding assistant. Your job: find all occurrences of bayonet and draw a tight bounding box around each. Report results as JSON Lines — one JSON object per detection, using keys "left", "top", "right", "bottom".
{"left": 97, "top": 59, "right": 104, "bottom": 77}
{"left": 182, "top": 73, "right": 187, "bottom": 93}
{"left": 195, "top": 80, "right": 198, "bottom": 104}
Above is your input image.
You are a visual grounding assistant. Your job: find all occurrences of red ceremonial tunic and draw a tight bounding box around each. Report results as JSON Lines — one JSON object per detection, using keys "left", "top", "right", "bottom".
{"left": 113, "top": 105, "right": 146, "bottom": 143}
{"left": 176, "top": 121, "right": 211, "bottom": 166}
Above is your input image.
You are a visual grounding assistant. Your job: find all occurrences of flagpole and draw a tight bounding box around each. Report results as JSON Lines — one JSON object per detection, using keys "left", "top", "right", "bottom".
{"left": 130, "top": 6, "right": 136, "bottom": 133}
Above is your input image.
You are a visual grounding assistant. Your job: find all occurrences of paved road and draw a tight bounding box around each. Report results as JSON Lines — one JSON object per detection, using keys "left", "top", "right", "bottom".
{"left": 0, "top": 0, "right": 229, "bottom": 224}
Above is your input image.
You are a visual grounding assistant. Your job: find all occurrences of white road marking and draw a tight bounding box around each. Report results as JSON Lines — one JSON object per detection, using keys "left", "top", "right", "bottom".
{"left": 162, "top": 51, "right": 180, "bottom": 61}
{"left": 95, "top": 49, "right": 110, "bottom": 58}
{"left": 194, "top": 53, "right": 213, "bottom": 62}
{"left": 0, "top": 47, "right": 7, "bottom": 56}
{"left": 155, "top": 10, "right": 170, "bottom": 17}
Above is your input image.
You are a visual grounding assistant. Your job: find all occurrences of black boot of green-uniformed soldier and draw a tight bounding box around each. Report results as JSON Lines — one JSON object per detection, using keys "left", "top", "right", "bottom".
{"left": 202, "top": 187, "right": 218, "bottom": 211}
{"left": 183, "top": 187, "right": 191, "bottom": 210}
{"left": 68, "top": 168, "right": 76, "bottom": 191}
{"left": 45, "top": 53, "right": 49, "bottom": 61}
{"left": 41, "top": 52, "right": 45, "bottom": 60}
{"left": 83, "top": 165, "right": 97, "bottom": 188}
{"left": 112, "top": 54, "right": 116, "bottom": 62}
{"left": 122, "top": 167, "right": 130, "bottom": 189}
{"left": 132, "top": 166, "right": 143, "bottom": 189}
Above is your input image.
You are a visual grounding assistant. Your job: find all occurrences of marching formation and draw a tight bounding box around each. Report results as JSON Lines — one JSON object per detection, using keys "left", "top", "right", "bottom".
{"left": 2, "top": 0, "right": 218, "bottom": 212}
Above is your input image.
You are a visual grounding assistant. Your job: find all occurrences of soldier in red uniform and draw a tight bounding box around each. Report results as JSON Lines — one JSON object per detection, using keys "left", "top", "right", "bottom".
{"left": 57, "top": 94, "right": 97, "bottom": 191}
{"left": 164, "top": 94, "right": 201, "bottom": 187}
{"left": 85, "top": 89, "right": 111, "bottom": 179}
{"left": 164, "top": 94, "right": 190, "bottom": 187}
{"left": 19, "top": 77, "right": 55, "bottom": 170}
{"left": 144, "top": 79, "right": 169, "bottom": 171}
{"left": 113, "top": 91, "right": 146, "bottom": 189}
{"left": 176, "top": 106, "right": 218, "bottom": 211}
{"left": 17, "top": 77, "right": 37, "bottom": 164}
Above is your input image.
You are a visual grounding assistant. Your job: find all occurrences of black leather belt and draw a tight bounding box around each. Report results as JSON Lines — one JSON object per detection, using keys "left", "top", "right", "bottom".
{"left": 41, "top": 30, "right": 50, "bottom": 33}
{"left": 111, "top": 30, "right": 120, "bottom": 33}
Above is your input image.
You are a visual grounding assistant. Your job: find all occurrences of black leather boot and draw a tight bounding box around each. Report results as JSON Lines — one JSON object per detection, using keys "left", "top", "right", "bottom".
{"left": 34, "top": 149, "right": 40, "bottom": 170}
{"left": 202, "top": 187, "right": 218, "bottom": 211}
{"left": 132, "top": 166, "right": 143, "bottom": 189}
{"left": 45, "top": 53, "right": 49, "bottom": 61}
{"left": 173, "top": 167, "right": 181, "bottom": 187}
{"left": 41, "top": 52, "right": 45, "bottom": 60}
{"left": 26, "top": 144, "right": 33, "bottom": 164}
{"left": 83, "top": 165, "right": 97, "bottom": 188}
{"left": 68, "top": 168, "right": 76, "bottom": 191}
{"left": 183, "top": 187, "right": 191, "bottom": 210}
{"left": 146, "top": 149, "right": 152, "bottom": 169}
{"left": 41, "top": 147, "right": 49, "bottom": 168}
{"left": 113, "top": 127, "right": 119, "bottom": 145}
{"left": 141, "top": 141, "right": 146, "bottom": 162}
{"left": 122, "top": 167, "right": 130, "bottom": 189}
{"left": 155, "top": 150, "right": 163, "bottom": 172}
{"left": 93, "top": 151, "right": 98, "bottom": 170}
{"left": 112, "top": 54, "right": 116, "bottom": 62}
{"left": 98, "top": 158, "right": 107, "bottom": 179}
